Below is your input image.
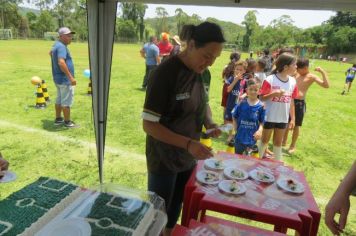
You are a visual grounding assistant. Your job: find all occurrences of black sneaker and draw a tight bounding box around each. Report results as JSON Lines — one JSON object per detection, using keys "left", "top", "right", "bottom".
{"left": 341, "top": 91, "right": 345, "bottom": 95}
{"left": 64, "top": 120, "right": 80, "bottom": 128}
{"left": 54, "top": 117, "right": 64, "bottom": 125}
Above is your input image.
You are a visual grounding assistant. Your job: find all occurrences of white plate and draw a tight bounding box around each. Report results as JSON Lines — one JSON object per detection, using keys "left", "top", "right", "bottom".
{"left": 223, "top": 167, "right": 248, "bottom": 180}
{"left": 249, "top": 169, "right": 275, "bottom": 183}
{"left": 218, "top": 180, "right": 246, "bottom": 195}
{"left": 0, "top": 170, "right": 17, "bottom": 183}
{"left": 38, "top": 218, "right": 91, "bottom": 236}
{"left": 277, "top": 178, "right": 305, "bottom": 194}
{"left": 204, "top": 158, "right": 225, "bottom": 170}
{"left": 196, "top": 170, "right": 220, "bottom": 185}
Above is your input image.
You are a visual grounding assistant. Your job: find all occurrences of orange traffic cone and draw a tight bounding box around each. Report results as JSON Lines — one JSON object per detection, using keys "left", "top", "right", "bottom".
{"left": 41, "top": 80, "right": 50, "bottom": 102}
{"left": 35, "top": 84, "right": 46, "bottom": 109}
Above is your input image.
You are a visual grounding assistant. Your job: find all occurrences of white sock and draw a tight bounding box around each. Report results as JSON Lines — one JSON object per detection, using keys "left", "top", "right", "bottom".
{"left": 273, "top": 146, "right": 282, "bottom": 160}
{"left": 259, "top": 142, "right": 268, "bottom": 158}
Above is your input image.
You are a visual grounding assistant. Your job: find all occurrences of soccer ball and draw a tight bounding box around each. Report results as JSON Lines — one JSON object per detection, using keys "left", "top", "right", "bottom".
{"left": 31, "top": 76, "right": 42, "bottom": 85}
{"left": 83, "top": 69, "right": 91, "bottom": 78}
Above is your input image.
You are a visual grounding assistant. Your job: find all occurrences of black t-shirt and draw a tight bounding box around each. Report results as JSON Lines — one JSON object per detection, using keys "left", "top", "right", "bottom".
{"left": 142, "top": 56, "right": 208, "bottom": 173}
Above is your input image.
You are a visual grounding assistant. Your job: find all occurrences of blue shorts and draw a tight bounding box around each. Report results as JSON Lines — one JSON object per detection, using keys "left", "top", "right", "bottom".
{"left": 55, "top": 84, "right": 74, "bottom": 107}
{"left": 235, "top": 142, "right": 254, "bottom": 154}
{"left": 346, "top": 77, "right": 354, "bottom": 83}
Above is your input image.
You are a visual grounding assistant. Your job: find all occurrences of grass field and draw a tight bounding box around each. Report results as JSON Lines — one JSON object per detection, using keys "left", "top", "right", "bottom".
{"left": 0, "top": 40, "right": 355, "bottom": 235}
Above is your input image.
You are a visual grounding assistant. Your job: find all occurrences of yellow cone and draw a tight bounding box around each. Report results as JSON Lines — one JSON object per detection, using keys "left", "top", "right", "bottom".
{"left": 200, "top": 132, "right": 212, "bottom": 148}
{"left": 226, "top": 140, "right": 234, "bottom": 154}
{"left": 35, "top": 84, "right": 46, "bottom": 109}
{"left": 87, "top": 81, "right": 92, "bottom": 95}
{"left": 41, "top": 80, "right": 50, "bottom": 102}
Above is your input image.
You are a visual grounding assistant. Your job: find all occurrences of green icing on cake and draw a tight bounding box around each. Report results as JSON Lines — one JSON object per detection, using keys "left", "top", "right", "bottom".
{"left": 86, "top": 192, "right": 151, "bottom": 235}
{"left": 88, "top": 222, "right": 132, "bottom": 236}
{"left": 0, "top": 177, "right": 78, "bottom": 236}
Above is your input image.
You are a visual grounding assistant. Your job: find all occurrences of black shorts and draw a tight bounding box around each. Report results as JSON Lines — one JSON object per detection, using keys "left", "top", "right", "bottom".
{"left": 263, "top": 122, "right": 288, "bottom": 129}
{"left": 294, "top": 99, "right": 306, "bottom": 126}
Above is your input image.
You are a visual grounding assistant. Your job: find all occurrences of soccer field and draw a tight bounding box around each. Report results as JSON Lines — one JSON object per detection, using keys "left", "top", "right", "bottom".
{"left": 0, "top": 40, "right": 355, "bottom": 235}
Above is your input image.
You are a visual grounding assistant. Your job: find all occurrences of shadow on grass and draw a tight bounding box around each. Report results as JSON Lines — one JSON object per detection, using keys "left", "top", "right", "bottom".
{"left": 134, "top": 87, "right": 146, "bottom": 92}
{"left": 41, "top": 119, "right": 67, "bottom": 132}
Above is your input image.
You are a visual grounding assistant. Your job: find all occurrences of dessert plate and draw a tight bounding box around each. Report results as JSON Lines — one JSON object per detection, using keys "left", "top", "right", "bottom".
{"left": 277, "top": 178, "right": 305, "bottom": 194}
{"left": 204, "top": 158, "right": 225, "bottom": 170}
{"left": 38, "top": 218, "right": 91, "bottom": 236}
{"left": 0, "top": 170, "right": 17, "bottom": 183}
{"left": 249, "top": 169, "right": 275, "bottom": 183}
{"left": 223, "top": 167, "right": 248, "bottom": 180}
{"left": 218, "top": 180, "right": 246, "bottom": 195}
{"left": 196, "top": 170, "right": 220, "bottom": 185}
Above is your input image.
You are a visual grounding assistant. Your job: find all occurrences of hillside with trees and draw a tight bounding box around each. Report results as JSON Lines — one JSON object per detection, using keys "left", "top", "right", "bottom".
{"left": 0, "top": 1, "right": 355, "bottom": 55}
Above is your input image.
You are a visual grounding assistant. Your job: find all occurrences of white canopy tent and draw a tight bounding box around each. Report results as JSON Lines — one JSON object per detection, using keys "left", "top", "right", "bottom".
{"left": 86, "top": 0, "right": 356, "bottom": 183}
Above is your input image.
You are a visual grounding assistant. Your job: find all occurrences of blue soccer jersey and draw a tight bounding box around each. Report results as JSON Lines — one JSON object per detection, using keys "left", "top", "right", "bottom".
{"left": 232, "top": 99, "right": 265, "bottom": 145}
{"left": 225, "top": 76, "right": 246, "bottom": 111}
{"left": 346, "top": 67, "right": 356, "bottom": 79}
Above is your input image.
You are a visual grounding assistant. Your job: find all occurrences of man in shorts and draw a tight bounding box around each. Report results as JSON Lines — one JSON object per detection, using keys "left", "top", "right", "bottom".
{"left": 283, "top": 58, "right": 329, "bottom": 154}
{"left": 50, "top": 27, "right": 78, "bottom": 128}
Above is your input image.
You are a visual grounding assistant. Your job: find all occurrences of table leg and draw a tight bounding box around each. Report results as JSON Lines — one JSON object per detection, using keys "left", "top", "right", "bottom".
{"left": 273, "top": 225, "right": 288, "bottom": 233}
{"left": 181, "top": 167, "right": 198, "bottom": 226}
{"left": 181, "top": 184, "right": 196, "bottom": 226}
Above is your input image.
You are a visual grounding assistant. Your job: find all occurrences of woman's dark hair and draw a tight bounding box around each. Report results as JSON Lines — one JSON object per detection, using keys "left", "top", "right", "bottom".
{"left": 271, "top": 53, "right": 296, "bottom": 74}
{"left": 180, "top": 22, "right": 225, "bottom": 48}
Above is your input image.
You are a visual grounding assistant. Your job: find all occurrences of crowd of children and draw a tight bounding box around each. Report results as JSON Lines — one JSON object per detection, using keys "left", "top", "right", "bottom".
{"left": 221, "top": 48, "right": 331, "bottom": 160}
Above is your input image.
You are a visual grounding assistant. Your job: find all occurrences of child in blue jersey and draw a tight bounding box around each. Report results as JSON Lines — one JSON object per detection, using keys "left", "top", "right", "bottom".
{"left": 224, "top": 60, "right": 248, "bottom": 142}
{"left": 341, "top": 64, "right": 356, "bottom": 95}
{"left": 232, "top": 78, "right": 265, "bottom": 154}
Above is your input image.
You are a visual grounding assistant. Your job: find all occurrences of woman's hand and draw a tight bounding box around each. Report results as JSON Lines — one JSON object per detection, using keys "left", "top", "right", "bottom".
{"left": 187, "top": 140, "right": 214, "bottom": 160}
{"left": 206, "top": 124, "right": 222, "bottom": 138}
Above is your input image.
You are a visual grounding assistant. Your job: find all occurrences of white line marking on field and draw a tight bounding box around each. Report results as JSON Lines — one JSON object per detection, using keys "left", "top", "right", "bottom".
{"left": 0, "top": 120, "right": 145, "bottom": 160}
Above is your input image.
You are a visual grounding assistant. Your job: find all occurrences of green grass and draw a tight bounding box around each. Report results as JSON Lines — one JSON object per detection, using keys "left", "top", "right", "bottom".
{"left": 0, "top": 40, "right": 355, "bottom": 235}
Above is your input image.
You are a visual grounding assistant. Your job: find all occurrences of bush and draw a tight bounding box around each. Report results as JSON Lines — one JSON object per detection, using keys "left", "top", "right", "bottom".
{"left": 44, "top": 32, "right": 58, "bottom": 41}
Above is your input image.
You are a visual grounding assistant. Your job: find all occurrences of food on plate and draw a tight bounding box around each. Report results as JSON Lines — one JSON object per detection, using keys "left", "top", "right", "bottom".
{"left": 229, "top": 181, "right": 239, "bottom": 192}
{"left": 231, "top": 169, "right": 245, "bottom": 179}
{"left": 204, "top": 172, "right": 218, "bottom": 182}
{"left": 257, "top": 171, "right": 271, "bottom": 181}
{"left": 287, "top": 179, "right": 297, "bottom": 191}
{"left": 214, "top": 160, "right": 223, "bottom": 168}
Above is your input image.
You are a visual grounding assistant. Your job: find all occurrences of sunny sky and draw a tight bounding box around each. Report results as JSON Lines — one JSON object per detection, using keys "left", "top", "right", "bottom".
{"left": 145, "top": 4, "right": 336, "bottom": 29}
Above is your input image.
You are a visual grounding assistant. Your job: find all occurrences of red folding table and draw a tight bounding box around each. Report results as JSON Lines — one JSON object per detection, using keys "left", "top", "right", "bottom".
{"left": 181, "top": 152, "right": 320, "bottom": 236}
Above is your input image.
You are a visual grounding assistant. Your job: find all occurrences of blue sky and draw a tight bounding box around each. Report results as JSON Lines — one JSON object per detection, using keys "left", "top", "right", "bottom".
{"left": 145, "top": 4, "right": 335, "bottom": 29}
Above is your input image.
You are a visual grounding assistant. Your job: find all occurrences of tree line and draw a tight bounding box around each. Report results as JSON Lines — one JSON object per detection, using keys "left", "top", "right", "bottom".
{"left": 1, "top": 1, "right": 355, "bottom": 54}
